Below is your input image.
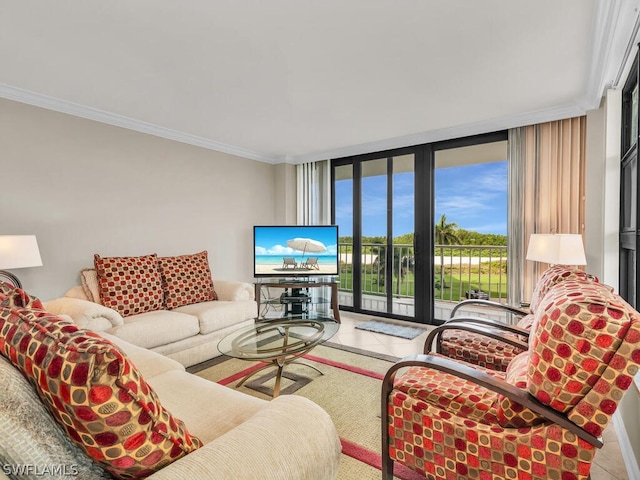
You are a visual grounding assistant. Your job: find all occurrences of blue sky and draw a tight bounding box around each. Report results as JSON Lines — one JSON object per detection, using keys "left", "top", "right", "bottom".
{"left": 335, "top": 161, "right": 507, "bottom": 237}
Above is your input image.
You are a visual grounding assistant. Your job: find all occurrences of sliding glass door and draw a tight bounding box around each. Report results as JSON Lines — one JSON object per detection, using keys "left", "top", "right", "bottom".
{"left": 332, "top": 132, "right": 507, "bottom": 325}
{"left": 333, "top": 148, "right": 424, "bottom": 322}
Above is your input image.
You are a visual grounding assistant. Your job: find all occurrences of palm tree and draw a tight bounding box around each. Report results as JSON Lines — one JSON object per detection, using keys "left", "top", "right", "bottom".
{"left": 435, "top": 214, "right": 461, "bottom": 289}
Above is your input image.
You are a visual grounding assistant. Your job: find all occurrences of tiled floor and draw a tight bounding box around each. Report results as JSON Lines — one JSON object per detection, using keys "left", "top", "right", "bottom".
{"left": 333, "top": 311, "right": 630, "bottom": 480}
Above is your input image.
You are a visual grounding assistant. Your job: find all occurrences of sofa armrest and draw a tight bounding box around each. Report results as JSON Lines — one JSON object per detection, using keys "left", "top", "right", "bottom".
{"left": 146, "top": 395, "right": 341, "bottom": 480}
{"left": 43, "top": 297, "right": 124, "bottom": 331}
{"left": 213, "top": 279, "right": 255, "bottom": 302}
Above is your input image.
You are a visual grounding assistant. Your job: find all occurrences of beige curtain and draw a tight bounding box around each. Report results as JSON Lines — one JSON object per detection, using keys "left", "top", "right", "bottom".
{"left": 508, "top": 117, "right": 586, "bottom": 305}
{"left": 296, "top": 160, "right": 331, "bottom": 225}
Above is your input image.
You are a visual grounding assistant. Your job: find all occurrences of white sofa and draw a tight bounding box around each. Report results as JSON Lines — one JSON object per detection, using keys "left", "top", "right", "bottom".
{"left": 0, "top": 329, "right": 342, "bottom": 480}
{"left": 117, "top": 334, "right": 342, "bottom": 480}
{"left": 45, "top": 278, "right": 257, "bottom": 367}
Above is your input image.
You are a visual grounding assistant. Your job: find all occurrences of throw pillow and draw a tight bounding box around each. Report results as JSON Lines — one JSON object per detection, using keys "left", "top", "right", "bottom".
{"left": 94, "top": 254, "right": 164, "bottom": 317}
{"left": 527, "top": 281, "right": 632, "bottom": 413}
{"left": 0, "top": 355, "right": 110, "bottom": 479}
{"left": 0, "top": 301, "right": 202, "bottom": 479}
{"left": 158, "top": 251, "right": 218, "bottom": 309}
{"left": 0, "top": 281, "right": 44, "bottom": 310}
{"left": 528, "top": 264, "right": 598, "bottom": 313}
{"left": 80, "top": 268, "right": 101, "bottom": 303}
{"left": 496, "top": 351, "right": 544, "bottom": 428}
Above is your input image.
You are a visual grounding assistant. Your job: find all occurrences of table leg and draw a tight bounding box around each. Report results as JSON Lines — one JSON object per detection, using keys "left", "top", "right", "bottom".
{"left": 273, "top": 360, "right": 285, "bottom": 398}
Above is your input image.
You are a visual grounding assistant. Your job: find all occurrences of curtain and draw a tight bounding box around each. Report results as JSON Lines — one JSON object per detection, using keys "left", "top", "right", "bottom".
{"left": 508, "top": 117, "right": 586, "bottom": 306}
{"left": 296, "top": 160, "right": 331, "bottom": 225}
{"left": 507, "top": 128, "right": 526, "bottom": 309}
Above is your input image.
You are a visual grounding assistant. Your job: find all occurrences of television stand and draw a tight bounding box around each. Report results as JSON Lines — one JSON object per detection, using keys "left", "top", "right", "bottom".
{"left": 255, "top": 281, "right": 340, "bottom": 321}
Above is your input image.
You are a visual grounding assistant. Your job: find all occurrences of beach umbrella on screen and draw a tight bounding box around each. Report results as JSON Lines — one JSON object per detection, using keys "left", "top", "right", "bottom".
{"left": 286, "top": 238, "right": 326, "bottom": 259}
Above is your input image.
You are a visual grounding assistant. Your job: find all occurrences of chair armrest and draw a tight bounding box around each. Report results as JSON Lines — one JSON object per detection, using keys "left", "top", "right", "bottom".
{"left": 43, "top": 297, "right": 124, "bottom": 331}
{"left": 382, "top": 354, "right": 602, "bottom": 448}
{"left": 146, "top": 396, "right": 341, "bottom": 480}
{"left": 424, "top": 321, "right": 529, "bottom": 355}
{"left": 450, "top": 299, "right": 529, "bottom": 318}
{"left": 213, "top": 279, "right": 255, "bottom": 302}
{"left": 443, "top": 316, "right": 530, "bottom": 337}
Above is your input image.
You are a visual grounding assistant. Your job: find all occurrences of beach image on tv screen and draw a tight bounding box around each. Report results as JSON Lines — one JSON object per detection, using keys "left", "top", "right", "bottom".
{"left": 254, "top": 225, "right": 339, "bottom": 276}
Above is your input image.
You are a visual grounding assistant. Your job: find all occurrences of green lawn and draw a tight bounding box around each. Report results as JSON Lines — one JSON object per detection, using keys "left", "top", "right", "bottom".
{"left": 339, "top": 270, "right": 507, "bottom": 301}
{"left": 435, "top": 273, "right": 507, "bottom": 301}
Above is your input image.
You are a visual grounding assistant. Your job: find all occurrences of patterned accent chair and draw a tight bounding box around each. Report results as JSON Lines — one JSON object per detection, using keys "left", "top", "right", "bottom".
{"left": 381, "top": 280, "right": 640, "bottom": 480}
{"left": 433, "top": 265, "right": 599, "bottom": 371}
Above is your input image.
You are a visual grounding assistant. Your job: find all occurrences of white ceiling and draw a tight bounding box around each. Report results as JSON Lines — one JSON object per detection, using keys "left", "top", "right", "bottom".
{"left": 1, "top": 0, "right": 639, "bottom": 164}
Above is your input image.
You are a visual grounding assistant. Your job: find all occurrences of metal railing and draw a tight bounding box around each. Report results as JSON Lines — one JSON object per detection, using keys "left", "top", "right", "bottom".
{"left": 338, "top": 243, "right": 508, "bottom": 302}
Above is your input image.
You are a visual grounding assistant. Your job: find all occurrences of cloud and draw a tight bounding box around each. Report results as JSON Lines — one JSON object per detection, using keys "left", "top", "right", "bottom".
{"left": 435, "top": 161, "right": 507, "bottom": 230}
{"left": 465, "top": 222, "right": 508, "bottom": 234}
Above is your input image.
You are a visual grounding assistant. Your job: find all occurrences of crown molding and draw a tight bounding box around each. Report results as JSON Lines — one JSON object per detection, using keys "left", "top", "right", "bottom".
{"left": 0, "top": 82, "right": 592, "bottom": 167}
{"left": 287, "top": 103, "right": 587, "bottom": 164}
{"left": 581, "top": 0, "right": 640, "bottom": 109}
{"left": 0, "top": 83, "right": 284, "bottom": 164}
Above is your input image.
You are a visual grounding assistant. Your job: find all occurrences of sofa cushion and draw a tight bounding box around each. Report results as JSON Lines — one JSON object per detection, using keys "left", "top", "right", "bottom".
{"left": 158, "top": 251, "right": 218, "bottom": 309}
{"left": 496, "top": 351, "right": 544, "bottom": 427}
{"left": 94, "top": 253, "right": 164, "bottom": 317}
{"left": 173, "top": 300, "right": 257, "bottom": 335}
{"left": 101, "top": 332, "right": 185, "bottom": 380}
{"left": 107, "top": 310, "right": 201, "bottom": 350}
{"left": 527, "top": 280, "right": 633, "bottom": 413}
{"left": 0, "top": 297, "right": 202, "bottom": 479}
{"left": 438, "top": 328, "right": 526, "bottom": 371}
{"left": 0, "top": 355, "right": 110, "bottom": 479}
{"left": 146, "top": 369, "right": 266, "bottom": 444}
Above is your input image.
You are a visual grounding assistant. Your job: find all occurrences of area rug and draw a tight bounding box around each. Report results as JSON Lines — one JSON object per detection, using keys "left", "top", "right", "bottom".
{"left": 190, "top": 343, "right": 425, "bottom": 480}
{"left": 355, "top": 319, "right": 426, "bottom": 340}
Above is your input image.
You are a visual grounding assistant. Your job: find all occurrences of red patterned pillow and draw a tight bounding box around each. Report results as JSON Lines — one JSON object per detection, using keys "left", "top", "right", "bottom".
{"left": 94, "top": 254, "right": 164, "bottom": 317}
{"left": 0, "top": 302, "right": 202, "bottom": 479}
{"left": 158, "top": 251, "right": 218, "bottom": 309}
{"left": 0, "top": 282, "right": 43, "bottom": 310}
{"left": 529, "top": 264, "right": 598, "bottom": 313}
{"left": 527, "top": 281, "right": 633, "bottom": 412}
{"left": 496, "top": 351, "right": 544, "bottom": 427}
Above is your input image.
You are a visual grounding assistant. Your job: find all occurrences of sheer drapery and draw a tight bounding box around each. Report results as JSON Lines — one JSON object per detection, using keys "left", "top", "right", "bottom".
{"left": 296, "top": 160, "right": 330, "bottom": 225}
{"left": 507, "top": 127, "right": 526, "bottom": 309}
{"left": 508, "top": 117, "right": 587, "bottom": 306}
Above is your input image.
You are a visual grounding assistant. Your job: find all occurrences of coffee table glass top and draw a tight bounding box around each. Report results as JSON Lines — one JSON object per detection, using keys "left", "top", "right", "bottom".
{"left": 218, "top": 315, "right": 340, "bottom": 361}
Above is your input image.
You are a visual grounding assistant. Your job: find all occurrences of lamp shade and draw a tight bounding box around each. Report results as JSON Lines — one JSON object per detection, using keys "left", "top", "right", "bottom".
{"left": 526, "top": 234, "right": 586, "bottom": 266}
{"left": 0, "top": 235, "right": 43, "bottom": 269}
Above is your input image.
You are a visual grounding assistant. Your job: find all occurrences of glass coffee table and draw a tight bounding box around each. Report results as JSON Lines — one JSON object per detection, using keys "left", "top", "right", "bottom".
{"left": 217, "top": 314, "right": 340, "bottom": 397}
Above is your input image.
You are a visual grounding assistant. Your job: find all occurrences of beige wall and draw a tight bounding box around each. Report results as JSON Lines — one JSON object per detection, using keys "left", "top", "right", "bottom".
{"left": 1, "top": 98, "right": 278, "bottom": 300}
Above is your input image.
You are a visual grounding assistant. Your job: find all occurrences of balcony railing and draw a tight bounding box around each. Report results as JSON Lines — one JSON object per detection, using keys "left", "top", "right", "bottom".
{"left": 338, "top": 243, "right": 508, "bottom": 303}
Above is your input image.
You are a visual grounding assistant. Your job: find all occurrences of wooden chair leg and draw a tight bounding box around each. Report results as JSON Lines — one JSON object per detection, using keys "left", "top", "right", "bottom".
{"left": 381, "top": 392, "right": 394, "bottom": 479}
{"left": 381, "top": 452, "right": 394, "bottom": 480}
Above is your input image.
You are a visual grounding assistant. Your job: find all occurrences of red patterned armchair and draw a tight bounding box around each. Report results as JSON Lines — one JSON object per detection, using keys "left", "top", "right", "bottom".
{"left": 382, "top": 280, "right": 640, "bottom": 480}
{"left": 434, "top": 265, "right": 599, "bottom": 371}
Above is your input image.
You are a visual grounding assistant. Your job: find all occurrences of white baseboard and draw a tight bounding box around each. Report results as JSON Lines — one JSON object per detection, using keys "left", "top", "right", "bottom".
{"left": 613, "top": 411, "right": 640, "bottom": 480}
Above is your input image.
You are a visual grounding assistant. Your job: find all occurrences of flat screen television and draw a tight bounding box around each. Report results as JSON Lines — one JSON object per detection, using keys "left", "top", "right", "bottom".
{"left": 253, "top": 225, "right": 339, "bottom": 278}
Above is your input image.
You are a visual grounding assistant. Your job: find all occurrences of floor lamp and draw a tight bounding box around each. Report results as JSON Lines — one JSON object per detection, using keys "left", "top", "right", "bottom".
{"left": 0, "top": 235, "right": 43, "bottom": 289}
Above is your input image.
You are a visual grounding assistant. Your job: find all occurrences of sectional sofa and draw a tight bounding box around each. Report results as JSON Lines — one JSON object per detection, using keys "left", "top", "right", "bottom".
{"left": 0, "top": 282, "right": 342, "bottom": 479}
